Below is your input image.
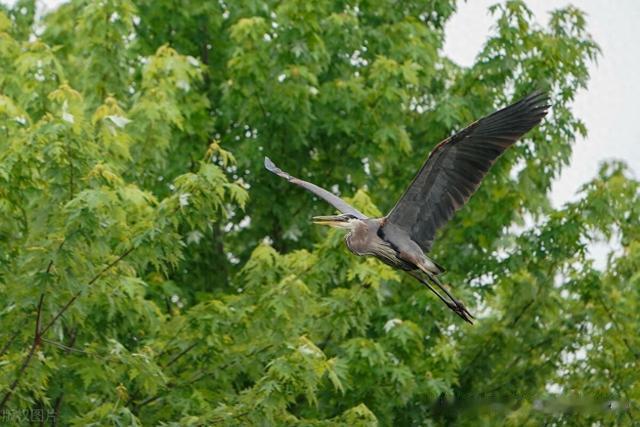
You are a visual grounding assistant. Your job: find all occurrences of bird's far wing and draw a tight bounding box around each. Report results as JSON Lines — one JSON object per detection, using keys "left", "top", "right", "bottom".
{"left": 264, "top": 157, "right": 367, "bottom": 219}
{"left": 385, "top": 91, "right": 549, "bottom": 252}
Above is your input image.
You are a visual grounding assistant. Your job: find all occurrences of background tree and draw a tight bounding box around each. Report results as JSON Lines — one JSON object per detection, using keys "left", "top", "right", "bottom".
{"left": 0, "top": 0, "right": 637, "bottom": 425}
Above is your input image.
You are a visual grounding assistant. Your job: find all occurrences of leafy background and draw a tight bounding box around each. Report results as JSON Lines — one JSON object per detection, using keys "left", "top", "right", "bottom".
{"left": 0, "top": 0, "right": 638, "bottom": 425}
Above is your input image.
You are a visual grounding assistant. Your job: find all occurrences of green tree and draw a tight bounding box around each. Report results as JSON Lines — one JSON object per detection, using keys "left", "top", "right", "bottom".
{"left": 0, "top": 0, "right": 637, "bottom": 425}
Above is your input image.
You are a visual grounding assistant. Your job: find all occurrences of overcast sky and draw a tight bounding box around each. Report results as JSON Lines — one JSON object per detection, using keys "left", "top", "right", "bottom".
{"left": 444, "top": 0, "right": 640, "bottom": 206}
{"left": 4, "top": 0, "right": 639, "bottom": 208}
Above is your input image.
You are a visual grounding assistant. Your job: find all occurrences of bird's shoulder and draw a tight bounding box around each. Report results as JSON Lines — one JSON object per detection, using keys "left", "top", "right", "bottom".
{"left": 379, "top": 219, "right": 426, "bottom": 256}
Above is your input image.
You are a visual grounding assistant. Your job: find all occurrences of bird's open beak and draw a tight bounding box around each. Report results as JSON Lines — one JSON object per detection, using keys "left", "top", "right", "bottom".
{"left": 312, "top": 215, "right": 348, "bottom": 228}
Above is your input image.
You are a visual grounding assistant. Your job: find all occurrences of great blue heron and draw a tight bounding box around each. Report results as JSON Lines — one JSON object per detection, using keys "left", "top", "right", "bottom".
{"left": 265, "top": 92, "right": 549, "bottom": 323}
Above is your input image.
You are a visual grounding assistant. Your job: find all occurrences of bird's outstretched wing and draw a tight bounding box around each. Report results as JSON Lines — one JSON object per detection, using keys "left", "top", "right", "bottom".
{"left": 264, "top": 157, "right": 367, "bottom": 219}
{"left": 385, "top": 91, "right": 549, "bottom": 252}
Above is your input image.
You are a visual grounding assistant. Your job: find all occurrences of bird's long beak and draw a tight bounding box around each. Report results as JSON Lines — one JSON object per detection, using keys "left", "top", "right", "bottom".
{"left": 312, "top": 215, "right": 348, "bottom": 228}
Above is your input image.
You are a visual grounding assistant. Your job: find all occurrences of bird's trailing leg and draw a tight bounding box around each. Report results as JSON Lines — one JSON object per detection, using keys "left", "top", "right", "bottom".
{"left": 428, "top": 272, "right": 475, "bottom": 323}
{"left": 407, "top": 270, "right": 474, "bottom": 324}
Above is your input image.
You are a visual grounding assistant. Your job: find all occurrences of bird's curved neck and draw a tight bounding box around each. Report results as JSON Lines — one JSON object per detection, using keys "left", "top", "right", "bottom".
{"left": 344, "top": 219, "right": 380, "bottom": 255}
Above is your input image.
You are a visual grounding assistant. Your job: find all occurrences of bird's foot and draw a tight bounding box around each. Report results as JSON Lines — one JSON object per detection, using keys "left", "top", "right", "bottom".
{"left": 447, "top": 299, "right": 475, "bottom": 324}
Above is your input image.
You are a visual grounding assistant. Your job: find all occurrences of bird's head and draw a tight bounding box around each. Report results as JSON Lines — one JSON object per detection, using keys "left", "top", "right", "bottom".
{"left": 312, "top": 213, "right": 359, "bottom": 230}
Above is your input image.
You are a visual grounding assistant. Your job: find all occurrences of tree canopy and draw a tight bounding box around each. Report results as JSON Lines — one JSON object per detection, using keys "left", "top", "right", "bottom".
{"left": 1, "top": 0, "right": 638, "bottom": 425}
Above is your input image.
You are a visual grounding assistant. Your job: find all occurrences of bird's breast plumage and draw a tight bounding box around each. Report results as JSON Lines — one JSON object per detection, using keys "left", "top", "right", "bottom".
{"left": 344, "top": 221, "right": 374, "bottom": 256}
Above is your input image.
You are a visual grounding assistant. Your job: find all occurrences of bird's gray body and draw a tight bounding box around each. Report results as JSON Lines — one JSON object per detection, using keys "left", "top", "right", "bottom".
{"left": 265, "top": 91, "right": 549, "bottom": 324}
{"left": 345, "top": 218, "right": 441, "bottom": 274}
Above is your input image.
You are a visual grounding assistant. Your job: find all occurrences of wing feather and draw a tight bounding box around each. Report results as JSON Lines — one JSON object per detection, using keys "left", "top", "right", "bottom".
{"left": 264, "top": 157, "right": 367, "bottom": 219}
{"left": 385, "top": 91, "right": 549, "bottom": 252}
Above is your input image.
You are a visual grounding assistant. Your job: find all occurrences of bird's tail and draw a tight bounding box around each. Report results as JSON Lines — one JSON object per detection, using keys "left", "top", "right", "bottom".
{"left": 425, "top": 255, "right": 446, "bottom": 275}
{"left": 408, "top": 270, "right": 474, "bottom": 324}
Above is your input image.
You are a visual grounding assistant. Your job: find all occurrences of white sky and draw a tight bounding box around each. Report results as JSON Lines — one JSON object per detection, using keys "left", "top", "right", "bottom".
{"left": 5, "top": 0, "right": 639, "bottom": 207}
{"left": 444, "top": 0, "right": 640, "bottom": 206}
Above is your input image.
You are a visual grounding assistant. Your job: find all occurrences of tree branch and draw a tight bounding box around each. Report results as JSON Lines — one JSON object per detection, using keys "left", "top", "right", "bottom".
{"left": 0, "top": 293, "right": 45, "bottom": 410}
{"left": 597, "top": 295, "right": 639, "bottom": 359}
{"left": 0, "top": 239, "right": 68, "bottom": 408}
{"left": 157, "top": 324, "right": 188, "bottom": 357}
{"left": 0, "top": 246, "right": 134, "bottom": 410}
{"left": 163, "top": 342, "right": 197, "bottom": 368}
{"left": 41, "top": 338, "right": 87, "bottom": 356}
{"left": 40, "top": 246, "right": 135, "bottom": 336}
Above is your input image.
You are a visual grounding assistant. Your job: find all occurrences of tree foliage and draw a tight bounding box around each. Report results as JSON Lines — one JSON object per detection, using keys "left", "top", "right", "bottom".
{"left": 0, "top": 0, "right": 638, "bottom": 425}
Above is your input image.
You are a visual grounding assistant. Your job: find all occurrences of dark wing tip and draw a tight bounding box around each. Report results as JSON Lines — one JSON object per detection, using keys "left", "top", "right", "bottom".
{"left": 486, "top": 90, "right": 550, "bottom": 134}
{"left": 522, "top": 90, "right": 551, "bottom": 115}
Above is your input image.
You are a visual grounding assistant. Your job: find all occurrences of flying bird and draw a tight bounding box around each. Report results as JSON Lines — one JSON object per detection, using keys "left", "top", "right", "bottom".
{"left": 265, "top": 92, "right": 549, "bottom": 323}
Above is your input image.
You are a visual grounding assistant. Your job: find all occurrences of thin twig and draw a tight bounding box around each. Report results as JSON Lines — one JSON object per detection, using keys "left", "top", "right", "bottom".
{"left": 597, "top": 295, "right": 639, "bottom": 359}
{"left": 40, "top": 246, "right": 135, "bottom": 335}
{"left": 510, "top": 298, "right": 535, "bottom": 326}
{"left": 38, "top": 293, "right": 81, "bottom": 337}
{"left": 34, "top": 294, "right": 44, "bottom": 339}
{"left": 163, "top": 342, "right": 198, "bottom": 368}
{"left": 41, "top": 338, "right": 88, "bottom": 356}
{"left": 157, "top": 323, "right": 188, "bottom": 357}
